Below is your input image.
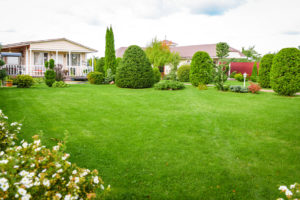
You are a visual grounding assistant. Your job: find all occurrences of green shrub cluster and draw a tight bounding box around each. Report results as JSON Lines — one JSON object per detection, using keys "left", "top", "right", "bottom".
{"left": 116, "top": 45, "right": 154, "bottom": 88}
{"left": 52, "top": 81, "right": 69, "bottom": 88}
{"left": 87, "top": 72, "right": 104, "bottom": 84}
{"left": 104, "top": 68, "right": 115, "bottom": 84}
{"left": 16, "top": 75, "right": 34, "bottom": 88}
{"left": 153, "top": 67, "right": 161, "bottom": 83}
{"left": 230, "top": 71, "right": 237, "bottom": 78}
{"left": 270, "top": 48, "right": 300, "bottom": 95}
{"left": 190, "top": 51, "right": 213, "bottom": 86}
{"left": 154, "top": 80, "right": 185, "bottom": 90}
{"left": 234, "top": 73, "right": 249, "bottom": 82}
{"left": 229, "top": 85, "right": 248, "bottom": 93}
{"left": 33, "top": 77, "right": 44, "bottom": 85}
{"left": 177, "top": 65, "right": 190, "bottom": 82}
{"left": 258, "top": 54, "right": 274, "bottom": 88}
{"left": 270, "top": 48, "right": 300, "bottom": 96}
{"left": 198, "top": 83, "right": 207, "bottom": 90}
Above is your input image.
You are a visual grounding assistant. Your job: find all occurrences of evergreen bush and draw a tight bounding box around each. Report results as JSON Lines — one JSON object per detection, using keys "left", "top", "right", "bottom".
{"left": 190, "top": 51, "right": 213, "bottom": 86}
{"left": 258, "top": 54, "right": 275, "bottom": 88}
{"left": 177, "top": 65, "right": 190, "bottom": 82}
{"left": 270, "top": 48, "right": 300, "bottom": 96}
{"left": 115, "top": 45, "right": 154, "bottom": 88}
{"left": 153, "top": 67, "right": 161, "bottom": 83}
{"left": 95, "top": 57, "right": 105, "bottom": 74}
{"left": 16, "top": 75, "right": 34, "bottom": 88}
{"left": 45, "top": 70, "right": 56, "bottom": 87}
{"left": 250, "top": 62, "right": 258, "bottom": 82}
{"left": 87, "top": 72, "right": 104, "bottom": 84}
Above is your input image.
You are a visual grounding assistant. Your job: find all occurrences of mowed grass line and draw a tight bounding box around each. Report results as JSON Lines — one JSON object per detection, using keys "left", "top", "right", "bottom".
{"left": 0, "top": 84, "right": 299, "bottom": 199}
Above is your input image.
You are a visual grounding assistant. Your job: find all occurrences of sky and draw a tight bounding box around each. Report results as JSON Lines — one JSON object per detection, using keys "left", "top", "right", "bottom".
{"left": 0, "top": 0, "right": 299, "bottom": 58}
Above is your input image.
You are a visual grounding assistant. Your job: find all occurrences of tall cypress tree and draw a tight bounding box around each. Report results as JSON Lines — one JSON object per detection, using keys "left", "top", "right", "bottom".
{"left": 104, "top": 26, "right": 116, "bottom": 76}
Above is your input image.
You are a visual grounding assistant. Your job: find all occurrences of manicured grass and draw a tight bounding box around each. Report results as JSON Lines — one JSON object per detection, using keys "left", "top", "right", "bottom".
{"left": 1, "top": 84, "right": 300, "bottom": 199}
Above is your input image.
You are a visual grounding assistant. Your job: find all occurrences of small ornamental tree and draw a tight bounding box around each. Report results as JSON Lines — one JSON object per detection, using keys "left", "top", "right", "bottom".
{"left": 270, "top": 48, "right": 300, "bottom": 96}
{"left": 258, "top": 54, "right": 274, "bottom": 88}
{"left": 116, "top": 45, "right": 154, "bottom": 88}
{"left": 214, "top": 42, "right": 230, "bottom": 90}
{"left": 177, "top": 65, "right": 190, "bottom": 82}
{"left": 190, "top": 51, "right": 213, "bottom": 86}
{"left": 44, "top": 59, "right": 56, "bottom": 87}
{"left": 250, "top": 62, "right": 258, "bottom": 82}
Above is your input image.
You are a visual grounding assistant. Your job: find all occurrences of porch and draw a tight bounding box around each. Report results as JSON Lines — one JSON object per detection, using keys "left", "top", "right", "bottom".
{"left": 0, "top": 38, "right": 97, "bottom": 78}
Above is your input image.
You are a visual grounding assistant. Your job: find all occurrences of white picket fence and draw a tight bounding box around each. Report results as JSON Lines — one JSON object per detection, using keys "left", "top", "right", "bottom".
{"left": 1, "top": 65, "right": 93, "bottom": 77}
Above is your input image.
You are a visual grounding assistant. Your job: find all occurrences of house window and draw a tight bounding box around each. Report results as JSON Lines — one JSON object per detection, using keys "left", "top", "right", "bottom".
{"left": 67, "top": 54, "right": 80, "bottom": 66}
{"left": 6, "top": 57, "right": 20, "bottom": 65}
{"left": 34, "top": 52, "right": 48, "bottom": 65}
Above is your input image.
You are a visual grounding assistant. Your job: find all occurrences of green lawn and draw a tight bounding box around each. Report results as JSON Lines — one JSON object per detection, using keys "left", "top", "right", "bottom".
{"left": 0, "top": 84, "right": 300, "bottom": 199}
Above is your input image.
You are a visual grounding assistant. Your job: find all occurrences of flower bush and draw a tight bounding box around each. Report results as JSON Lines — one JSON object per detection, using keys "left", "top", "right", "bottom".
{"left": 248, "top": 83, "right": 261, "bottom": 94}
{"left": 277, "top": 183, "right": 300, "bottom": 200}
{"left": 0, "top": 110, "right": 110, "bottom": 199}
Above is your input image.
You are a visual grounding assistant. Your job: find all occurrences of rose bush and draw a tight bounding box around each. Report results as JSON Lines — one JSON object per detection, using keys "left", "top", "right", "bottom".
{"left": 0, "top": 110, "right": 110, "bottom": 199}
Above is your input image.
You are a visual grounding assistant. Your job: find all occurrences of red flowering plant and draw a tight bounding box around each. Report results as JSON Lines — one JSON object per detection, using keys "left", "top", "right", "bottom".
{"left": 248, "top": 83, "right": 261, "bottom": 94}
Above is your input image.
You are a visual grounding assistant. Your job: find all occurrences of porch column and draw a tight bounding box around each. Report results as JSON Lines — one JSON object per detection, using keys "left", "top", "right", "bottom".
{"left": 69, "top": 51, "right": 71, "bottom": 76}
{"left": 25, "top": 47, "right": 29, "bottom": 75}
{"left": 228, "top": 62, "right": 231, "bottom": 77}
{"left": 91, "top": 56, "right": 94, "bottom": 72}
{"left": 56, "top": 50, "right": 58, "bottom": 66}
{"left": 29, "top": 49, "right": 32, "bottom": 76}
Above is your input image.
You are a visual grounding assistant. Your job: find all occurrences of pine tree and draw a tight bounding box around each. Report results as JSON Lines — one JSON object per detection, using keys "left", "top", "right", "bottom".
{"left": 104, "top": 26, "right": 116, "bottom": 76}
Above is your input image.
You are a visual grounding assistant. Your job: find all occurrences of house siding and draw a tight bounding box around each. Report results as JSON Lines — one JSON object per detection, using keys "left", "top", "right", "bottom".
{"left": 30, "top": 40, "right": 92, "bottom": 52}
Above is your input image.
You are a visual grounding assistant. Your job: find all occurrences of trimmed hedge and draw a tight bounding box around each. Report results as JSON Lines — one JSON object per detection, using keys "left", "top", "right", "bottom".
{"left": 116, "top": 45, "right": 154, "bottom": 88}
{"left": 153, "top": 67, "right": 161, "bottom": 83}
{"left": 258, "top": 54, "right": 274, "bottom": 88}
{"left": 190, "top": 51, "right": 213, "bottom": 86}
{"left": 270, "top": 48, "right": 300, "bottom": 96}
{"left": 87, "top": 72, "right": 104, "bottom": 84}
{"left": 177, "top": 65, "right": 190, "bottom": 82}
{"left": 16, "top": 75, "right": 34, "bottom": 88}
{"left": 154, "top": 80, "right": 185, "bottom": 90}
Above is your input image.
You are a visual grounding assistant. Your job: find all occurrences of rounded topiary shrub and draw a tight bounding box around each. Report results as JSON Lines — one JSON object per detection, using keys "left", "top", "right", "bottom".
{"left": 270, "top": 48, "right": 300, "bottom": 96}
{"left": 45, "top": 70, "right": 56, "bottom": 87}
{"left": 189, "top": 51, "right": 213, "bottom": 86}
{"left": 87, "top": 71, "right": 104, "bottom": 84}
{"left": 16, "top": 75, "right": 34, "bottom": 88}
{"left": 116, "top": 45, "right": 154, "bottom": 88}
{"left": 177, "top": 65, "right": 190, "bottom": 82}
{"left": 258, "top": 54, "right": 275, "bottom": 88}
{"left": 153, "top": 67, "right": 161, "bottom": 83}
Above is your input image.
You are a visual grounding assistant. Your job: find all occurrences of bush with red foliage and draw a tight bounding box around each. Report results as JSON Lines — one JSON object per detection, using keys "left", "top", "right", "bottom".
{"left": 248, "top": 83, "right": 261, "bottom": 94}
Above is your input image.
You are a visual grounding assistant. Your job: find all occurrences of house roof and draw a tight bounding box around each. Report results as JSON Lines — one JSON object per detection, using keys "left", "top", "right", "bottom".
{"left": 170, "top": 44, "right": 244, "bottom": 59}
{"left": 1, "top": 38, "right": 97, "bottom": 52}
{"left": 116, "top": 43, "right": 245, "bottom": 59}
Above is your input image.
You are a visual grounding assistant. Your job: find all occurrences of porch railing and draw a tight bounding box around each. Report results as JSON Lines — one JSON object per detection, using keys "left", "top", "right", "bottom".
{"left": 1, "top": 64, "right": 93, "bottom": 77}
{"left": 0, "top": 65, "right": 26, "bottom": 76}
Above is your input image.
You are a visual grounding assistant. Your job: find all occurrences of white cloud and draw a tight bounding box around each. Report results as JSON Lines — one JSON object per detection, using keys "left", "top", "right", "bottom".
{"left": 0, "top": 0, "right": 299, "bottom": 57}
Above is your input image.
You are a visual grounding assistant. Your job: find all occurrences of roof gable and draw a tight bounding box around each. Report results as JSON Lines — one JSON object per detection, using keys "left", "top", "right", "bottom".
{"left": 2, "top": 38, "right": 97, "bottom": 52}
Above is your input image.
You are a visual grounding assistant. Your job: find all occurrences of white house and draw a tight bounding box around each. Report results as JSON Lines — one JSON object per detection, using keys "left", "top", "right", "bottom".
{"left": 0, "top": 38, "right": 97, "bottom": 77}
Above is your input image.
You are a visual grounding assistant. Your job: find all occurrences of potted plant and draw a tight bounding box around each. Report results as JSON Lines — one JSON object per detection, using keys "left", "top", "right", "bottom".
{"left": 6, "top": 79, "right": 13, "bottom": 87}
